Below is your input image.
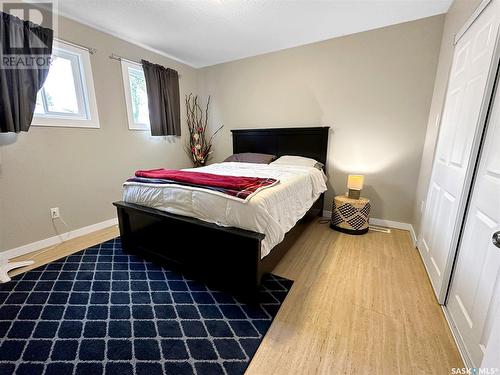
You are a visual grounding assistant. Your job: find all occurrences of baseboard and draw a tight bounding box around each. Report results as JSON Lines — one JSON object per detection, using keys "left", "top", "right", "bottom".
{"left": 442, "top": 306, "right": 472, "bottom": 368}
{"left": 0, "top": 218, "right": 118, "bottom": 261}
{"left": 323, "top": 210, "right": 417, "bottom": 247}
{"left": 370, "top": 218, "right": 418, "bottom": 246}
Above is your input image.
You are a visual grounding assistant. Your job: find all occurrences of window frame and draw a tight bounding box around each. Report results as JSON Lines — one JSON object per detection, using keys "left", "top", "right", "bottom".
{"left": 32, "top": 40, "right": 100, "bottom": 129}
{"left": 121, "top": 59, "right": 150, "bottom": 131}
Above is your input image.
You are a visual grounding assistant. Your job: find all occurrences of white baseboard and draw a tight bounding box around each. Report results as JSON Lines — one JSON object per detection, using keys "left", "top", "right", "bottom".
{"left": 0, "top": 218, "right": 118, "bottom": 261}
{"left": 323, "top": 210, "right": 417, "bottom": 247}
{"left": 370, "top": 218, "right": 418, "bottom": 246}
{"left": 442, "top": 306, "right": 472, "bottom": 368}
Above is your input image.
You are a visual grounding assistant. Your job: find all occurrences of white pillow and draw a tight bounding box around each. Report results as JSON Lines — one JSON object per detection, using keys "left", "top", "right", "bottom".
{"left": 271, "top": 155, "right": 320, "bottom": 168}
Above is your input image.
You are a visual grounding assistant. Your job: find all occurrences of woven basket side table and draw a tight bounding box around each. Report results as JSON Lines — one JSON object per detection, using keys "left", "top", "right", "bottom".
{"left": 330, "top": 195, "right": 371, "bottom": 235}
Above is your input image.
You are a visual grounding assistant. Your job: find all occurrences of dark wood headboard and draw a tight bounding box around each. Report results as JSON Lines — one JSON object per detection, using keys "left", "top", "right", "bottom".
{"left": 231, "top": 127, "right": 330, "bottom": 167}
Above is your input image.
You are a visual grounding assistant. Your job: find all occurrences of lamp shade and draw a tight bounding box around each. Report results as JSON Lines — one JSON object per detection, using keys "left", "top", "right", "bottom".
{"left": 347, "top": 175, "right": 364, "bottom": 191}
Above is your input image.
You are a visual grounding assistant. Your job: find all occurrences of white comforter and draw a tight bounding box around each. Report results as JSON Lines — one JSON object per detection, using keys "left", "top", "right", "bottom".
{"left": 123, "top": 162, "right": 327, "bottom": 258}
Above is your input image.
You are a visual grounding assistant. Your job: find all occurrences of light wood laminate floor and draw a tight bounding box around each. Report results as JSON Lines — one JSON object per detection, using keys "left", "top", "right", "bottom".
{"left": 9, "top": 221, "right": 462, "bottom": 374}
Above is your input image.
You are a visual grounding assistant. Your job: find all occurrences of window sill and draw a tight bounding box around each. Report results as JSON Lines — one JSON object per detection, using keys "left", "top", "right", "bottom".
{"left": 31, "top": 116, "right": 100, "bottom": 129}
{"left": 129, "top": 124, "right": 150, "bottom": 131}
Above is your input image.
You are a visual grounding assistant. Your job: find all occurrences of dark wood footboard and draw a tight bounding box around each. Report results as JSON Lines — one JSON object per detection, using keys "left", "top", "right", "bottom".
{"left": 114, "top": 201, "right": 264, "bottom": 295}
{"left": 113, "top": 195, "right": 322, "bottom": 297}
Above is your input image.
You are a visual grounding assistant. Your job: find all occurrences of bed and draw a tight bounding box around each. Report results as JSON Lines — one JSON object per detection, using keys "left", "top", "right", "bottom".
{"left": 113, "top": 126, "right": 329, "bottom": 296}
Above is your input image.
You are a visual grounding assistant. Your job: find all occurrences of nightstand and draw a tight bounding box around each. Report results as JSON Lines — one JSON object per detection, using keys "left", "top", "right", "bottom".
{"left": 330, "top": 195, "right": 371, "bottom": 235}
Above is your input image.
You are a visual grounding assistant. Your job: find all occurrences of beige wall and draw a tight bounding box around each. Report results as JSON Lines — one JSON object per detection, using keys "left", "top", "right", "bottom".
{"left": 0, "top": 15, "right": 198, "bottom": 251}
{"left": 0, "top": 13, "right": 448, "bottom": 252}
{"left": 412, "top": 0, "right": 481, "bottom": 237}
{"left": 199, "top": 15, "right": 444, "bottom": 224}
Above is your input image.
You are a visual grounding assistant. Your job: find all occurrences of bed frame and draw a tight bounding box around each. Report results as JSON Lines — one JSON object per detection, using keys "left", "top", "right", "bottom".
{"left": 113, "top": 126, "right": 330, "bottom": 296}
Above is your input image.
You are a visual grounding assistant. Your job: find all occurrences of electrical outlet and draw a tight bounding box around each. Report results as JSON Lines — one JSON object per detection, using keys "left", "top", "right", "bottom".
{"left": 420, "top": 200, "right": 425, "bottom": 214}
{"left": 50, "top": 207, "right": 60, "bottom": 219}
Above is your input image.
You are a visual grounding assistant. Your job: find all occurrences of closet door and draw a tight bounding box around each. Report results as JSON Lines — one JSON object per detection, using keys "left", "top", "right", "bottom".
{"left": 481, "top": 298, "right": 500, "bottom": 368}
{"left": 418, "top": 0, "right": 500, "bottom": 302}
{"left": 447, "top": 68, "right": 500, "bottom": 367}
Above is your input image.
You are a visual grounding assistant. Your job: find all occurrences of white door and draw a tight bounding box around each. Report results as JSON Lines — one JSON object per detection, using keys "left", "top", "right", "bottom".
{"left": 481, "top": 297, "right": 500, "bottom": 369}
{"left": 419, "top": 0, "right": 500, "bottom": 302}
{"left": 447, "top": 69, "right": 500, "bottom": 367}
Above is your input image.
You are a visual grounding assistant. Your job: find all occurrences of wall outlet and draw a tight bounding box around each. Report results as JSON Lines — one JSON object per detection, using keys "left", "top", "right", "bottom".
{"left": 420, "top": 200, "right": 425, "bottom": 214}
{"left": 50, "top": 207, "right": 60, "bottom": 219}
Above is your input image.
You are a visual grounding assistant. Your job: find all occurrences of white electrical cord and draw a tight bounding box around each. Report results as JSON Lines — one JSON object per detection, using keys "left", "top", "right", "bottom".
{"left": 54, "top": 215, "right": 71, "bottom": 241}
{"left": 24, "top": 215, "right": 71, "bottom": 261}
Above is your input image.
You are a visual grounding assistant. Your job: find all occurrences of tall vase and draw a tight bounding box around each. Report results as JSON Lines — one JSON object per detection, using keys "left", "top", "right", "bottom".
{"left": 193, "top": 158, "right": 207, "bottom": 168}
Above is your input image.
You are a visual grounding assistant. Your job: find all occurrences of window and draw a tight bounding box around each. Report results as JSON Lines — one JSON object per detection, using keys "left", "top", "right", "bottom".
{"left": 32, "top": 41, "right": 100, "bottom": 128}
{"left": 121, "top": 60, "right": 150, "bottom": 130}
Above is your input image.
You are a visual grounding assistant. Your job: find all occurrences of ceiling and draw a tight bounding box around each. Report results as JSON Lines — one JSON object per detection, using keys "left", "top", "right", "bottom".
{"left": 58, "top": 0, "right": 453, "bottom": 68}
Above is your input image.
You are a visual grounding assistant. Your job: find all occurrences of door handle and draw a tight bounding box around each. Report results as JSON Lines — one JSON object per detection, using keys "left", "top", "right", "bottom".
{"left": 494, "top": 231, "right": 500, "bottom": 249}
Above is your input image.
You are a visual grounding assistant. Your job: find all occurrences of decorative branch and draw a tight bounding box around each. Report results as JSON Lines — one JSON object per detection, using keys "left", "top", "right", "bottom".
{"left": 185, "top": 94, "right": 223, "bottom": 167}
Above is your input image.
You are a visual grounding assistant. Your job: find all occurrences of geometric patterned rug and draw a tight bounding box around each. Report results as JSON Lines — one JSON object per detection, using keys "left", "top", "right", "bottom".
{"left": 0, "top": 237, "right": 293, "bottom": 375}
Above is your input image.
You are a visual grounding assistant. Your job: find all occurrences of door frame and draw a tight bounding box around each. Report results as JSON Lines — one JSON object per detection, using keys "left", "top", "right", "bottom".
{"left": 455, "top": 0, "right": 493, "bottom": 44}
{"left": 418, "top": 0, "right": 500, "bottom": 304}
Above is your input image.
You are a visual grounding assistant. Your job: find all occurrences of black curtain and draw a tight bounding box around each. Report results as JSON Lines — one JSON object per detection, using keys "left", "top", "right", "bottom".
{"left": 141, "top": 59, "right": 181, "bottom": 136}
{"left": 0, "top": 11, "right": 53, "bottom": 133}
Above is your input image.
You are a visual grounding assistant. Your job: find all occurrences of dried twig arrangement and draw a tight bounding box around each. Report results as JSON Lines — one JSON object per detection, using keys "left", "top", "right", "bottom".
{"left": 185, "top": 94, "right": 223, "bottom": 167}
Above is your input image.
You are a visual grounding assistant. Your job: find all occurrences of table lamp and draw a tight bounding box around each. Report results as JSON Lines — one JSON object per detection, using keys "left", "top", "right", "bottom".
{"left": 347, "top": 175, "right": 364, "bottom": 199}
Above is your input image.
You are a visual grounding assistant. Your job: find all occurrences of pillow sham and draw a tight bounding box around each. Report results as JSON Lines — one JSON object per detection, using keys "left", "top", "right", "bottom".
{"left": 271, "top": 155, "right": 323, "bottom": 169}
{"left": 223, "top": 152, "right": 277, "bottom": 164}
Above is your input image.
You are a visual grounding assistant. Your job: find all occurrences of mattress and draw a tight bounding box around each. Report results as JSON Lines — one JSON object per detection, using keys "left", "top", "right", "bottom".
{"left": 123, "top": 162, "right": 328, "bottom": 258}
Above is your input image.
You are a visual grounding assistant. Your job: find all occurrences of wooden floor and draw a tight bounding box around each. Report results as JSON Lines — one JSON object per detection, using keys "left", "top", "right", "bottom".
{"left": 9, "top": 225, "right": 120, "bottom": 278}
{"left": 9, "top": 221, "right": 462, "bottom": 374}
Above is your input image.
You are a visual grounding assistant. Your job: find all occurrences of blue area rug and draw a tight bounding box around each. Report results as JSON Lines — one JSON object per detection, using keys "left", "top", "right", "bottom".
{"left": 0, "top": 237, "right": 293, "bottom": 375}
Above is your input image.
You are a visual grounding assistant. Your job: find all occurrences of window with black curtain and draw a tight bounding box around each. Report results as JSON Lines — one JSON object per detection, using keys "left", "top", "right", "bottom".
{"left": 141, "top": 59, "right": 181, "bottom": 137}
{"left": 0, "top": 11, "right": 53, "bottom": 133}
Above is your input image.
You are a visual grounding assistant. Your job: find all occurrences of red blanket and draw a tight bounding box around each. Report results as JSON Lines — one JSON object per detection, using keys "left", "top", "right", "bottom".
{"left": 134, "top": 169, "right": 278, "bottom": 201}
